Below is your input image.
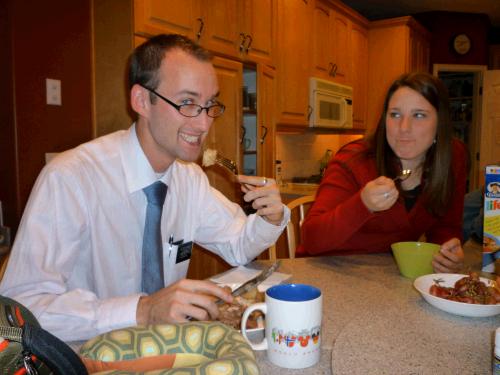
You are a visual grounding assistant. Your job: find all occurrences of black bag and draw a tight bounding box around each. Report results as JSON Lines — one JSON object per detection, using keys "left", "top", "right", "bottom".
{"left": 0, "top": 295, "right": 88, "bottom": 375}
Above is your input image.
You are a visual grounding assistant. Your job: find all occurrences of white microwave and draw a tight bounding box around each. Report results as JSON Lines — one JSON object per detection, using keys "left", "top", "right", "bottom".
{"left": 309, "top": 77, "right": 353, "bottom": 129}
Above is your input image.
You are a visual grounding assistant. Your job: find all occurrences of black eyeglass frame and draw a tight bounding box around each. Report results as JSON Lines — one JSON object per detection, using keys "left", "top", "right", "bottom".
{"left": 140, "top": 85, "right": 225, "bottom": 118}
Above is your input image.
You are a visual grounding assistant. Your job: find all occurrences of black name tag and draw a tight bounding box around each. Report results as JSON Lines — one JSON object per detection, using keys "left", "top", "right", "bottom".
{"left": 176, "top": 241, "right": 193, "bottom": 264}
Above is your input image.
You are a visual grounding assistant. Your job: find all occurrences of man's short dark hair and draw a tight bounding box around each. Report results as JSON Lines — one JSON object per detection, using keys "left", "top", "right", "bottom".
{"left": 128, "top": 34, "right": 212, "bottom": 102}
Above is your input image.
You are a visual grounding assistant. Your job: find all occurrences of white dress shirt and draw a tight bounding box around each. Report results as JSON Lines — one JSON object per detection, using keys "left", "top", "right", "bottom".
{"left": 0, "top": 125, "right": 289, "bottom": 341}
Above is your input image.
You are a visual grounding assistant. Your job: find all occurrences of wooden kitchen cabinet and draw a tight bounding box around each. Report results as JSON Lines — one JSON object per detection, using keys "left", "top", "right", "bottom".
{"left": 409, "top": 26, "right": 430, "bottom": 73}
{"left": 134, "top": 0, "right": 276, "bottom": 65}
{"left": 201, "top": 1, "right": 240, "bottom": 59}
{"left": 275, "top": 0, "right": 312, "bottom": 130}
{"left": 310, "top": 0, "right": 368, "bottom": 129}
{"left": 311, "top": 0, "right": 350, "bottom": 83}
{"left": 331, "top": 11, "right": 350, "bottom": 84}
{"left": 367, "top": 16, "right": 430, "bottom": 130}
{"left": 134, "top": 0, "right": 203, "bottom": 40}
{"left": 240, "top": 0, "right": 277, "bottom": 65}
{"left": 312, "top": 0, "right": 368, "bottom": 85}
{"left": 350, "top": 21, "right": 368, "bottom": 130}
{"left": 203, "top": 0, "right": 276, "bottom": 65}
{"left": 257, "top": 65, "right": 276, "bottom": 178}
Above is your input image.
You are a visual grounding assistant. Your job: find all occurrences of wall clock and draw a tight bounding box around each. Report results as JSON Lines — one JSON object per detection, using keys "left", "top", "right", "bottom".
{"left": 452, "top": 33, "right": 471, "bottom": 55}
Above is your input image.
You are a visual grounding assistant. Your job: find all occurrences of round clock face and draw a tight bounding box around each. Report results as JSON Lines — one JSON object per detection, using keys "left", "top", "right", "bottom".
{"left": 453, "top": 34, "right": 471, "bottom": 55}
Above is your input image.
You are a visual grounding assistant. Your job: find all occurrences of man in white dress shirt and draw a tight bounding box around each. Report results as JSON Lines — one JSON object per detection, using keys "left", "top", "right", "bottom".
{"left": 0, "top": 34, "right": 289, "bottom": 341}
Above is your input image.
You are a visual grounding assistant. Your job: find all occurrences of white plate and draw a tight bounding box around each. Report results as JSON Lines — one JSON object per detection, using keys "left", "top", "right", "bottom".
{"left": 413, "top": 273, "right": 500, "bottom": 318}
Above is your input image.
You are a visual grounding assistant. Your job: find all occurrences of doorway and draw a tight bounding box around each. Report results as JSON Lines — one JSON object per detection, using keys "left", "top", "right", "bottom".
{"left": 433, "top": 64, "right": 487, "bottom": 192}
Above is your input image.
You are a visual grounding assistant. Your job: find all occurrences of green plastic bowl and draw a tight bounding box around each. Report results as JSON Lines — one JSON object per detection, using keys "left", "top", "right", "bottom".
{"left": 391, "top": 241, "right": 440, "bottom": 279}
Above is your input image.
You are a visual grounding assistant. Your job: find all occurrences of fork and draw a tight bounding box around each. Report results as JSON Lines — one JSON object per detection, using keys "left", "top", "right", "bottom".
{"left": 215, "top": 153, "right": 239, "bottom": 175}
{"left": 393, "top": 169, "right": 411, "bottom": 182}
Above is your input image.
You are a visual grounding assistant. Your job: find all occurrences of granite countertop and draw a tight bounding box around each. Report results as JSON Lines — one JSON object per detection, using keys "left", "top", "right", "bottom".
{"left": 253, "top": 242, "right": 498, "bottom": 374}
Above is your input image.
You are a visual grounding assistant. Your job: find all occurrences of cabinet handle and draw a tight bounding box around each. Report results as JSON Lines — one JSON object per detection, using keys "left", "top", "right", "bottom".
{"left": 328, "top": 62, "right": 334, "bottom": 76}
{"left": 196, "top": 18, "right": 204, "bottom": 40}
{"left": 260, "top": 126, "right": 268, "bottom": 144}
{"left": 330, "top": 63, "right": 338, "bottom": 77}
{"left": 245, "top": 34, "right": 253, "bottom": 53}
{"left": 239, "top": 33, "right": 247, "bottom": 52}
{"left": 240, "top": 125, "right": 246, "bottom": 144}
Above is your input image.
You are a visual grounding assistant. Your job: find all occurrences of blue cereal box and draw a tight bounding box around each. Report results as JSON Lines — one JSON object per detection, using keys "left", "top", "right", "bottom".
{"left": 483, "top": 165, "right": 500, "bottom": 273}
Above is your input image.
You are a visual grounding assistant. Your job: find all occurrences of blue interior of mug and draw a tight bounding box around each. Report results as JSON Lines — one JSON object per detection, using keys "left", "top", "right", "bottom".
{"left": 266, "top": 283, "right": 321, "bottom": 301}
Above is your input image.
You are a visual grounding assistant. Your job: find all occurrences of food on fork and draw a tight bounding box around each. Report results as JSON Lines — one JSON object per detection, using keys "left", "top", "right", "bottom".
{"left": 202, "top": 148, "right": 239, "bottom": 175}
{"left": 202, "top": 148, "right": 217, "bottom": 167}
{"left": 429, "top": 272, "right": 500, "bottom": 305}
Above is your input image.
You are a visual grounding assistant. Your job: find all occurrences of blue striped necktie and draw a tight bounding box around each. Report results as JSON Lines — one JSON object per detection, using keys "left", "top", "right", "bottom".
{"left": 141, "top": 180, "right": 168, "bottom": 294}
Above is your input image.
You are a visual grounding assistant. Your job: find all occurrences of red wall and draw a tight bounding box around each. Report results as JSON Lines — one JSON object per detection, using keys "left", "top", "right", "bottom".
{"left": 415, "top": 11, "right": 490, "bottom": 67}
{"left": 0, "top": 0, "right": 93, "bottom": 231}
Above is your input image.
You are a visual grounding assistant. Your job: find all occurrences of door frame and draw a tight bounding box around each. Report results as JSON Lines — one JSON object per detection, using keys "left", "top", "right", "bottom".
{"left": 433, "top": 64, "right": 487, "bottom": 191}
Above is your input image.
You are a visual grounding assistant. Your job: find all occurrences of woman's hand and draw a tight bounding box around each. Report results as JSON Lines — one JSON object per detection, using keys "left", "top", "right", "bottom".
{"left": 432, "top": 237, "right": 464, "bottom": 273}
{"left": 360, "top": 176, "right": 399, "bottom": 212}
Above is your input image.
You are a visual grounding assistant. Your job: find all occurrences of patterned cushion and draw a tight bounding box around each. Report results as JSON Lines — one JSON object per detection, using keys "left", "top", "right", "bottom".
{"left": 79, "top": 322, "right": 259, "bottom": 375}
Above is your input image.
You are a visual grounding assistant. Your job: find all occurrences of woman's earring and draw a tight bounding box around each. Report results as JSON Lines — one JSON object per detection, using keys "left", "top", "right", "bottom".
{"left": 433, "top": 139, "right": 436, "bottom": 144}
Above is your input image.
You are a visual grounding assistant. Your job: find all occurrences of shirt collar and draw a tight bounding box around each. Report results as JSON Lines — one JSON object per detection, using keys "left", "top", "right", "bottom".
{"left": 121, "top": 123, "right": 170, "bottom": 194}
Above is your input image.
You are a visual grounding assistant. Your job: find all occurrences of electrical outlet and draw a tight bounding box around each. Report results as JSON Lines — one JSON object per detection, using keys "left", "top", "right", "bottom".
{"left": 0, "top": 226, "right": 10, "bottom": 248}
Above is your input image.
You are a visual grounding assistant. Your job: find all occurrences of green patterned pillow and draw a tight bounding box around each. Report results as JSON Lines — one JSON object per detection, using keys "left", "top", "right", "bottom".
{"left": 79, "top": 322, "right": 259, "bottom": 375}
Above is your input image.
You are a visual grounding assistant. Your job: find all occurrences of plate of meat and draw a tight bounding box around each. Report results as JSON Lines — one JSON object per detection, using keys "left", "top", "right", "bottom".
{"left": 413, "top": 273, "right": 500, "bottom": 317}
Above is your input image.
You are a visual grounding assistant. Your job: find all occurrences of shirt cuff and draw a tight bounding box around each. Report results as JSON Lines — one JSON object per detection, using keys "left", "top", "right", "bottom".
{"left": 97, "top": 293, "right": 143, "bottom": 333}
{"left": 258, "top": 204, "right": 291, "bottom": 228}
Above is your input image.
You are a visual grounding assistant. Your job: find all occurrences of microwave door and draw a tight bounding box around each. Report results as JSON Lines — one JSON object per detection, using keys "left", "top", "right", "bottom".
{"left": 314, "top": 91, "right": 345, "bottom": 127}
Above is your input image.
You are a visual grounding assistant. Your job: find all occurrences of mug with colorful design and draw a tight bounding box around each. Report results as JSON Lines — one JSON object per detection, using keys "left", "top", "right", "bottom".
{"left": 240, "top": 283, "right": 322, "bottom": 369}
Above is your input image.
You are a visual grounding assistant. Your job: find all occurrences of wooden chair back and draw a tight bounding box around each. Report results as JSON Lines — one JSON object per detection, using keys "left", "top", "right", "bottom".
{"left": 268, "top": 195, "right": 315, "bottom": 260}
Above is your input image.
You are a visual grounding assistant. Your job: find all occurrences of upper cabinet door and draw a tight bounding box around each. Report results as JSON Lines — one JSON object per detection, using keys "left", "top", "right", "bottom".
{"left": 311, "top": 0, "right": 334, "bottom": 78}
{"left": 350, "top": 22, "right": 368, "bottom": 129}
{"left": 242, "top": 0, "right": 277, "bottom": 66}
{"left": 311, "top": 0, "right": 350, "bottom": 84}
{"left": 276, "top": 0, "right": 312, "bottom": 129}
{"left": 134, "top": 0, "right": 203, "bottom": 40}
{"left": 331, "top": 12, "right": 350, "bottom": 84}
{"left": 202, "top": 0, "right": 241, "bottom": 59}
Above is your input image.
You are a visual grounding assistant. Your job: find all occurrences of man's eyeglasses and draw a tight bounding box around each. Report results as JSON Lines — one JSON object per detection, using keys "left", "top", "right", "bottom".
{"left": 141, "top": 85, "right": 225, "bottom": 118}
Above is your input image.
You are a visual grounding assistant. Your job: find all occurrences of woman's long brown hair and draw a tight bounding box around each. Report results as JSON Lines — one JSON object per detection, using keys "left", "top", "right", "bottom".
{"left": 365, "top": 72, "right": 454, "bottom": 216}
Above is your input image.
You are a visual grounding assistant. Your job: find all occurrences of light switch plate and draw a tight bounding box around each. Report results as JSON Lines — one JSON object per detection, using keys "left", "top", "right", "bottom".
{"left": 46, "top": 78, "right": 62, "bottom": 106}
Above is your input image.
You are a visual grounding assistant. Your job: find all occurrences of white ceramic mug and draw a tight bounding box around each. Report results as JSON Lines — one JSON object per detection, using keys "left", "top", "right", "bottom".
{"left": 240, "top": 283, "right": 322, "bottom": 369}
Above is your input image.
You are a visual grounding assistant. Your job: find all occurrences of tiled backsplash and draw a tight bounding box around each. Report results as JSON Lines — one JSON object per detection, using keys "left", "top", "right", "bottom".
{"left": 276, "top": 133, "right": 363, "bottom": 180}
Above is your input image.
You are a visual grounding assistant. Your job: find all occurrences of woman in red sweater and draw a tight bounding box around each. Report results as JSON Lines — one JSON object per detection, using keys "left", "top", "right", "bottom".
{"left": 301, "top": 72, "right": 466, "bottom": 273}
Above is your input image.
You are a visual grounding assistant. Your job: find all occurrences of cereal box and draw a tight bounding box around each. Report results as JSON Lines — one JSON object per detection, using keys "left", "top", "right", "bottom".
{"left": 482, "top": 165, "right": 500, "bottom": 273}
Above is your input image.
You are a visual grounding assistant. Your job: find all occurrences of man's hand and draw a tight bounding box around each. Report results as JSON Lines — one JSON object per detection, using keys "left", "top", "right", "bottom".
{"left": 432, "top": 237, "right": 464, "bottom": 273}
{"left": 238, "top": 175, "right": 284, "bottom": 225}
{"left": 360, "top": 176, "right": 399, "bottom": 212}
{"left": 136, "top": 279, "right": 233, "bottom": 326}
